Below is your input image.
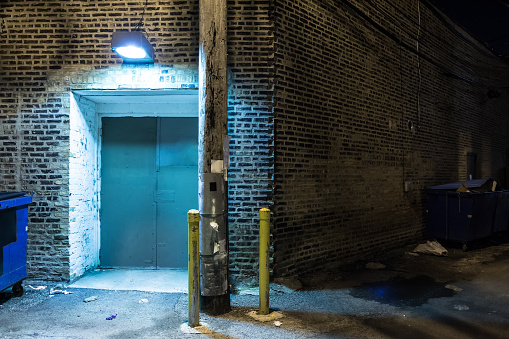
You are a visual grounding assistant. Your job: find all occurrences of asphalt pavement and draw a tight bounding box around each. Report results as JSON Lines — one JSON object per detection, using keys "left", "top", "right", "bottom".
{"left": 1, "top": 240, "right": 509, "bottom": 338}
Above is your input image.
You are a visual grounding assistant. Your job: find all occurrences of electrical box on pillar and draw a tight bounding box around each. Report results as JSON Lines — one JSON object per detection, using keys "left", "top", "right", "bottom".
{"left": 199, "top": 174, "right": 228, "bottom": 296}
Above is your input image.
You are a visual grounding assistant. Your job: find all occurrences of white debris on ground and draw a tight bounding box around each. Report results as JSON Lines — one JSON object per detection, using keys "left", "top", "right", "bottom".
{"left": 83, "top": 296, "right": 98, "bottom": 302}
{"left": 413, "top": 240, "right": 448, "bottom": 256}
{"left": 179, "top": 322, "right": 210, "bottom": 334}
{"left": 49, "top": 287, "right": 73, "bottom": 295}
{"left": 454, "top": 304, "right": 470, "bottom": 311}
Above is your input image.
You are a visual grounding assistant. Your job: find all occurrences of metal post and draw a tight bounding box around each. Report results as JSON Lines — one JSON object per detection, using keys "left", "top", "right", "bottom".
{"left": 188, "top": 209, "right": 200, "bottom": 327}
{"left": 259, "top": 208, "right": 270, "bottom": 315}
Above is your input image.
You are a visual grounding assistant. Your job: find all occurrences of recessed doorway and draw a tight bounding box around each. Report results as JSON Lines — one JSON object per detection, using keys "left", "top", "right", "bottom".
{"left": 69, "top": 89, "right": 198, "bottom": 282}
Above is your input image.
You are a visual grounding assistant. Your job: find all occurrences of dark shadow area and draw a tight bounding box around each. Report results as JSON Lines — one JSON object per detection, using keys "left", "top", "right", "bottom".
{"left": 349, "top": 275, "right": 455, "bottom": 307}
{"left": 0, "top": 290, "right": 14, "bottom": 304}
{"left": 215, "top": 306, "right": 509, "bottom": 339}
{"left": 299, "top": 238, "right": 509, "bottom": 291}
{"left": 357, "top": 311, "right": 509, "bottom": 339}
{"left": 438, "top": 231, "right": 509, "bottom": 251}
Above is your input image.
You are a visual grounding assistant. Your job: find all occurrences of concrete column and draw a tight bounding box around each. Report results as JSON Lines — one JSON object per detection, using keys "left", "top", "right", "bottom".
{"left": 198, "top": 0, "right": 230, "bottom": 315}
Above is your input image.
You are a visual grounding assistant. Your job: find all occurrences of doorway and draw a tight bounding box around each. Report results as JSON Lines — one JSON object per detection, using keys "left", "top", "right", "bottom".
{"left": 100, "top": 117, "right": 198, "bottom": 269}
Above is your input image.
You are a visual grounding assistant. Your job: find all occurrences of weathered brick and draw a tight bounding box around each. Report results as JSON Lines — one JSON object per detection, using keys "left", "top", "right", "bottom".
{"left": 0, "top": 0, "right": 273, "bottom": 283}
{"left": 4, "top": 0, "right": 508, "bottom": 286}
{"left": 272, "top": 0, "right": 509, "bottom": 278}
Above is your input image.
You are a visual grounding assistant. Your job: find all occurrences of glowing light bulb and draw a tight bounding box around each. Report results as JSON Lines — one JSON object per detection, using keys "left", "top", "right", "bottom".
{"left": 111, "top": 31, "right": 154, "bottom": 63}
{"left": 115, "top": 46, "right": 147, "bottom": 59}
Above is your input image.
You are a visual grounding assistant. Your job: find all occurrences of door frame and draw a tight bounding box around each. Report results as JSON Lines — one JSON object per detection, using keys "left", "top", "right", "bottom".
{"left": 70, "top": 89, "right": 199, "bottom": 272}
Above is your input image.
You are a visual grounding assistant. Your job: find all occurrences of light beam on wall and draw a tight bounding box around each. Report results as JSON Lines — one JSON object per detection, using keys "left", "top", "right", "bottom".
{"left": 111, "top": 31, "right": 154, "bottom": 63}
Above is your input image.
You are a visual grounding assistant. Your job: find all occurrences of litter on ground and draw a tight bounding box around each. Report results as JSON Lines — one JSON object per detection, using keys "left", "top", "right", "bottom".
{"left": 413, "top": 240, "right": 448, "bottom": 256}
{"left": 106, "top": 313, "right": 117, "bottom": 320}
{"left": 83, "top": 296, "right": 98, "bottom": 303}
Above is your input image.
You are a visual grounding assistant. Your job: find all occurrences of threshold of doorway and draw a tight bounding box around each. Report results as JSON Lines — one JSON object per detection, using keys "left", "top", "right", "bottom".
{"left": 68, "top": 268, "right": 188, "bottom": 293}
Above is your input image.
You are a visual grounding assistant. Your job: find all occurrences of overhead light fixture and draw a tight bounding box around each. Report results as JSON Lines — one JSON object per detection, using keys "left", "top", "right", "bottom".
{"left": 111, "top": 31, "right": 154, "bottom": 63}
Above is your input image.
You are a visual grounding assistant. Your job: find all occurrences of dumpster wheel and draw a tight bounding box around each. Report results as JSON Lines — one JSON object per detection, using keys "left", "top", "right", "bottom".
{"left": 12, "top": 282, "right": 23, "bottom": 297}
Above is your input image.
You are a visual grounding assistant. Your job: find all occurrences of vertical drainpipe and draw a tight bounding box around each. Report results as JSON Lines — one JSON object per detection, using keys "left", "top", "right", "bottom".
{"left": 198, "top": 0, "right": 230, "bottom": 315}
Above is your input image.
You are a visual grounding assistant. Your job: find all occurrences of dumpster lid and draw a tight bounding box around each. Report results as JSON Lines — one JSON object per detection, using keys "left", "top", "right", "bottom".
{"left": 428, "top": 179, "right": 495, "bottom": 191}
{"left": 0, "top": 192, "right": 27, "bottom": 201}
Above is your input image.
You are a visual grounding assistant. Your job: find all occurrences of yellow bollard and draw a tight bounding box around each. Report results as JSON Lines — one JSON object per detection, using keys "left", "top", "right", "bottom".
{"left": 259, "top": 208, "right": 271, "bottom": 315}
{"left": 188, "top": 209, "right": 200, "bottom": 327}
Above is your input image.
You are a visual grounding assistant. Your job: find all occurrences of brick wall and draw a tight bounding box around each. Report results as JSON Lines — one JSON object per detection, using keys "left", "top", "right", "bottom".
{"left": 1, "top": 0, "right": 274, "bottom": 282}
{"left": 272, "top": 0, "right": 509, "bottom": 278}
{"left": 226, "top": 0, "right": 275, "bottom": 283}
{"left": 7, "top": 0, "right": 495, "bottom": 285}
{"left": 69, "top": 94, "right": 99, "bottom": 281}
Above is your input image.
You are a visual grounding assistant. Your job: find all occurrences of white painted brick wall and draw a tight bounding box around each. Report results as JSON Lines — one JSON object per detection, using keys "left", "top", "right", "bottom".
{"left": 69, "top": 94, "right": 100, "bottom": 281}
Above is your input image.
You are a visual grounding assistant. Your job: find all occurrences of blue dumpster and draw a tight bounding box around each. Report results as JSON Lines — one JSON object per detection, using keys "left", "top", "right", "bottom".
{"left": 493, "top": 191, "right": 509, "bottom": 233}
{"left": 426, "top": 190, "right": 496, "bottom": 243}
{"left": 0, "top": 192, "right": 32, "bottom": 296}
{"left": 426, "top": 179, "right": 503, "bottom": 248}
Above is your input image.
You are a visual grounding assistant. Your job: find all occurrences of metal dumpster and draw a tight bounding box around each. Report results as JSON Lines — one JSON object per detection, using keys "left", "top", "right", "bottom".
{"left": 493, "top": 191, "right": 509, "bottom": 233}
{"left": 0, "top": 192, "right": 31, "bottom": 296}
{"left": 426, "top": 179, "right": 499, "bottom": 246}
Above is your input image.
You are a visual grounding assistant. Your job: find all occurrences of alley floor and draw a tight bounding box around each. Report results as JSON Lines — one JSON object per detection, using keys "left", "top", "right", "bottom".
{"left": 1, "top": 238, "right": 509, "bottom": 338}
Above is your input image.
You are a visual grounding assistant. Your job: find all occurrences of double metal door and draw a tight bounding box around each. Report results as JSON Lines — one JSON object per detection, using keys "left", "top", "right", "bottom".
{"left": 100, "top": 117, "right": 198, "bottom": 269}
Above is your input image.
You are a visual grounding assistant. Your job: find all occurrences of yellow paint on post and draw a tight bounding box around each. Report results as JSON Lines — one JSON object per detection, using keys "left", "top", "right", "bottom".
{"left": 259, "top": 208, "right": 271, "bottom": 315}
{"left": 188, "top": 209, "right": 200, "bottom": 327}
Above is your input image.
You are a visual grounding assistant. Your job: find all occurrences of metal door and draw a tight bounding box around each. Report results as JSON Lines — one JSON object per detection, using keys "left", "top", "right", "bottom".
{"left": 100, "top": 117, "right": 197, "bottom": 268}
{"left": 156, "top": 118, "right": 198, "bottom": 267}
